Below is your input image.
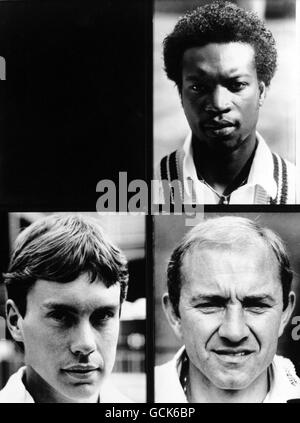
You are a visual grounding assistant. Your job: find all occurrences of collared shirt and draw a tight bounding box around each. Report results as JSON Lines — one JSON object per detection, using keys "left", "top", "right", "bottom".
{"left": 0, "top": 366, "right": 132, "bottom": 403}
{"left": 155, "top": 347, "right": 300, "bottom": 403}
{"left": 157, "top": 132, "right": 295, "bottom": 204}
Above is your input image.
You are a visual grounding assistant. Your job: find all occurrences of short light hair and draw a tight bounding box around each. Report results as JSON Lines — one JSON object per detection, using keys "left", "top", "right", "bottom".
{"left": 4, "top": 214, "right": 129, "bottom": 317}
{"left": 167, "top": 216, "right": 293, "bottom": 316}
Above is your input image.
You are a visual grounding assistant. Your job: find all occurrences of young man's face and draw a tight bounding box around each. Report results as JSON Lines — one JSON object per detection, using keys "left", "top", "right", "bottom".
{"left": 170, "top": 244, "right": 293, "bottom": 394}
{"left": 16, "top": 273, "right": 121, "bottom": 402}
{"left": 181, "top": 42, "right": 265, "bottom": 154}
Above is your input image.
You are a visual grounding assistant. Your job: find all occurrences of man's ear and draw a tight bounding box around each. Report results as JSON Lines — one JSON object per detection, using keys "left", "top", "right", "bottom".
{"left": 6, "top": 299, "right": 25, "bottom": 343}
{"left": 258, "top": 81, "right": 266, "bottom": 107}
{"left": 162, "top": 293, "right": 183, "bottom": 341}
{"left": 279, "top": 291, "right": 296, "bottom": 337}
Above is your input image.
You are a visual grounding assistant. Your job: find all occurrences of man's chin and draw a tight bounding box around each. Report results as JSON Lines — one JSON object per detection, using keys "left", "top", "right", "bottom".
{"left": 205, "top": 136, "right": 245, "bottom": 155}
{"left": 60, "top": 382, "right": 102, "bottom": 402}
{"left": 212, "top": 373, "right": 253, "bottom": 391}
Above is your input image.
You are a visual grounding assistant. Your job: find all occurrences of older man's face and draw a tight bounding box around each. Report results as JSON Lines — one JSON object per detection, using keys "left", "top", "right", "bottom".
{"left": 18, "top": 273, "right": 120, "bottom": 402}
{"left": 177, "top": 244, "right": 290, "bottom": 392}
{"left": 181, "top": 42, "right": 264, "bottom": 154}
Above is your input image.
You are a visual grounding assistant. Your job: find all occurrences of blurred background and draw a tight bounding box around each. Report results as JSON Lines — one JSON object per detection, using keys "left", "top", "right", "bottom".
{"left": 155, "top": 212, "right": 300, "bottom": 376}
{"left": 0, "top": 212, "right": 146, "bottom": 402}
{"left": 154, "top": 0, "right": 297, "bottom": 177}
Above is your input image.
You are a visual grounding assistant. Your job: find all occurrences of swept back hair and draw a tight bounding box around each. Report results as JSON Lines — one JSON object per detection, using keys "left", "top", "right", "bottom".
{"left": 167, "top": 216, "right": 293, "bottom": 316}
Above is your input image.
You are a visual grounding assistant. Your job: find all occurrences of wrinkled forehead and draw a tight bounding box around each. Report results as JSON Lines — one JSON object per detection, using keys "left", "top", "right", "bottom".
{"left": 180, "top": 240, "right": 280, "bottom": 292}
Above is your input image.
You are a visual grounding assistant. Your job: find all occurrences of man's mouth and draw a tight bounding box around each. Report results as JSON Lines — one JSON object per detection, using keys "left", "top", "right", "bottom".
{"left": 63, "top": 365, "right": 100, "bottom": 373}
{"left": 62, "top": 365, "right": 101, "bottom": 379}
{"left": 212, "top": 349, "right": 255, "bottom": 362}
{"left": 202, "top": 120, "right": 236, "bottom": 137}
{"left": 215, "top": 351, "right": 251, "bottom": 356}
{"left": 204, "top": 120, "right": 235, "bottom": 130}
{"left": 61, "top": 365, "right": 102, "bottom": 382}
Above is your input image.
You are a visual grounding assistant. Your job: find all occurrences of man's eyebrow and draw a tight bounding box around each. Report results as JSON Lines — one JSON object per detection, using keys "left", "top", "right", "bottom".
{"left": 242, "top": 295, "right": 276, "bottom": 303}
{"left": 190, "top": 294, "right": 276, "bottom": 304}
{"left": 190, "top": 294, "right": 226, "bottom": 303}
{"left": 42, "top": 301, "right": 119, "bottom": 313}
{"left": 42, "top": 303, "right": 78, "bottom": 314}
{"left": 184, "top": 70, "right": 252, "bottom": 81}
{"left": 184, "top": 71, "right": 208, "bottom": 81}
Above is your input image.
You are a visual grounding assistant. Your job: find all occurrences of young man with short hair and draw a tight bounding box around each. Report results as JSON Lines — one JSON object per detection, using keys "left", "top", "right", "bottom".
{"left": 0, "top": 214, "right": 131, "bottom": 403}
{"left": 158, "top": 1, "right": 295, "bottom": 204}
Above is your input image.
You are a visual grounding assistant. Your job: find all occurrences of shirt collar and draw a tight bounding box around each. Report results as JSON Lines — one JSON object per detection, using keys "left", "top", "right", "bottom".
{"left": 247, "top": 132, "right": 277, "bottom": 198}
{"left": 181, "top": 131, "right": 277, "bottom": 199}
{"left": 264, "top": 355, "right": 300, "bottom": 403}
{"left": 0, "top": 366, "right": 35, "bottom": 403}
{"left": 0, "top": 366, "right": 131, "bottom": 403}
{"left": 175, "top": 349, "right": 300, "bottom": 403}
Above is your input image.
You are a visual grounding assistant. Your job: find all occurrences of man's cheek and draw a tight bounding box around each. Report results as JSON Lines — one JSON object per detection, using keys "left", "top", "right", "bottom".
{"left": 22, "top": 325, "right": 42, "bottom": 350}
{"left": 182, "top": 323, "right": 201, "bottom": 349}
{"left": 101, "top": 326, "right": 119, "bottom": 356}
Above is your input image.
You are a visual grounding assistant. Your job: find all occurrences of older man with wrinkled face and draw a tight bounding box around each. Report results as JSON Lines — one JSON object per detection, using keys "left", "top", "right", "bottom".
{"left": 156, "top": 216, "right": 300, "bottom": 403}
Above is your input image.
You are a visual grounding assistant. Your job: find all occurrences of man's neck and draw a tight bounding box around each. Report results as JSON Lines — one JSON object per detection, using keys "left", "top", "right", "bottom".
{"left": 24, "top": 366, "right": 99, "bottom": 403}
{"left": 192, "top": 132, "right": 257, "bottom": 195}
{"left": 186, "top": 362, "right": 269, "bottom": 403}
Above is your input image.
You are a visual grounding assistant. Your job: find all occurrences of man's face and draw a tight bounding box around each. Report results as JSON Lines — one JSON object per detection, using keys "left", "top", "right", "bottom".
{"left": 18, "top": 273, "right": 120, "bottom": 402}
{"left": 181, "top": 42, "right": 265, "bottom": 153}
{"left": 176, "top": 244, "right": 291, "bottom": 391}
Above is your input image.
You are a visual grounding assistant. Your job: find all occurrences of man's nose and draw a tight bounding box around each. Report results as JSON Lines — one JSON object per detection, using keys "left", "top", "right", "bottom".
{"left": 205, "top": 85, "right": 231, "bottom": 114}
{"left": 218, "top": 306, "right": 250, "bottom": 343}
{"left": 70, "top": 321, "right": 97, "bottom": 357}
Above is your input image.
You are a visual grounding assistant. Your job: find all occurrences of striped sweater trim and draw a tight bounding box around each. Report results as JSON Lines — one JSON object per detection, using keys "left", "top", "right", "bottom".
{"left": 270, "top": 153, "right": 288, "bottom": 205}
{"left": 160, "top": 150, "right": 290, "bottom": 204}
{"left": 160, "top": 150, "right": 182, "bottom": 203}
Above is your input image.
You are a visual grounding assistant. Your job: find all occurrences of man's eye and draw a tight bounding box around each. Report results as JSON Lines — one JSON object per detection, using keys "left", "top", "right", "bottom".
{"left": 228, "top": 81, "right": 247, "bottom": 92}
{"left": 47, "top": 311, "right": 73, "bottom": 325}
{"left": 196, "top": 303, "right": 223, "bottom": 313}
{"left": 189, "top": 83, "right": 207, "bottom": 94}
{"left": 92, "top": 311, "right": 115, "bottom": 325}
{"left": 244, "top": 303, "right": 270, "bottom": 313}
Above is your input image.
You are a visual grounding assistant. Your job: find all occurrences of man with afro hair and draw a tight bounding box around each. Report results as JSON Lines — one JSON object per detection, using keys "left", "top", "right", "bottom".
{"left": 158, "top": 1, "right": 295, "bottom": 205}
